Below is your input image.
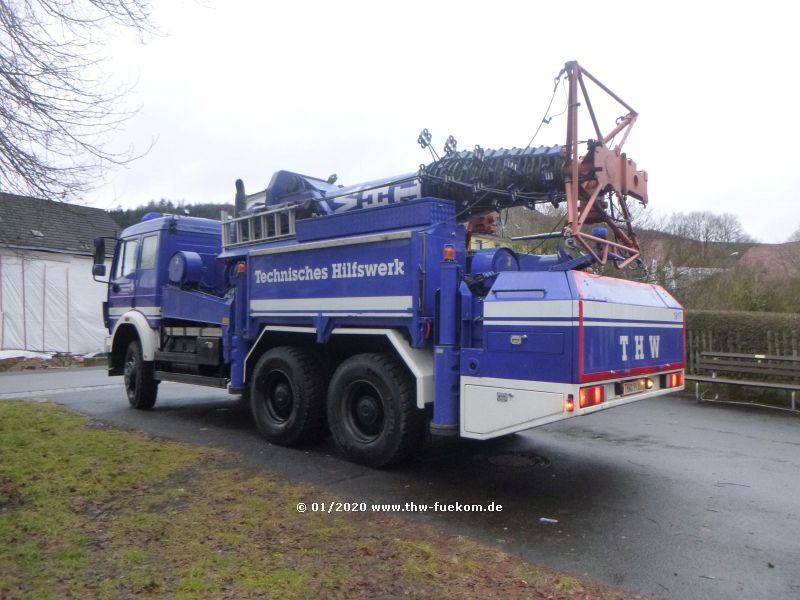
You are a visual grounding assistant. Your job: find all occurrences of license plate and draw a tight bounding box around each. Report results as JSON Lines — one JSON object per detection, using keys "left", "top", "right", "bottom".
{"left": 622, "top": 379, "right": 646, "bottom": 395}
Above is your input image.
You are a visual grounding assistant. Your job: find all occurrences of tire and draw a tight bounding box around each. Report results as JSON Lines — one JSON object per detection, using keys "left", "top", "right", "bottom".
{"left": 123, "top": 340, "right": 158, "bottom": 410}
{"left": 327, "top": 353, "right": 424, "bottom": 468}
{"left": 250, "top": 347, "right": 327, "bottom": 446}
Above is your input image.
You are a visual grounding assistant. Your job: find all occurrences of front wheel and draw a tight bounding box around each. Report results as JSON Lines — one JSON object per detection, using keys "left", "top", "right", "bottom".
{"left": 123, "top": 340, "right": 158, "bottom": 410}
{"left": 327, "top": 353, "right": 424, "bottom": 468}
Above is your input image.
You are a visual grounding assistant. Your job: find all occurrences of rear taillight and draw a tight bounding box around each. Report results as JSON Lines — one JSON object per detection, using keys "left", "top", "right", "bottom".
{"left": 579, "top": 385, "right": 605, "bottom": 408}
{"left": 663, "top": 372, "right": 684, "bottom": 388}
{"left": 566, "top": 395, "right": 575, "bottom": 412}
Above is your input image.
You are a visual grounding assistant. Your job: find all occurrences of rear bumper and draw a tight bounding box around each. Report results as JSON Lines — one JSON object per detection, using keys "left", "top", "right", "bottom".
{"left": 460, "top": 371, "right": 684, "bottom": 440}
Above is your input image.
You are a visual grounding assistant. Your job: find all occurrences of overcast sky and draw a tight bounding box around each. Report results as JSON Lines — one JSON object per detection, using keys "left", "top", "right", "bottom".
{"left": 88, "top": 0, "right": 799, "bottom": 243}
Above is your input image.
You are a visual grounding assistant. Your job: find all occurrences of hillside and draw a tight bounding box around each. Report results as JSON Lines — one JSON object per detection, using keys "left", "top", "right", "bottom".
{"left": 108, "top": 200, "right": 233, "bottom": 229}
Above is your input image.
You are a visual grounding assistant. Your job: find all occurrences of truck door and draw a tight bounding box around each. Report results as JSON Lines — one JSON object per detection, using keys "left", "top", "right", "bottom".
{"left": 108, "top": 237, "right": 139, "bottom": 318}
{"left": 136, "top": 233, "right": 160, "bottom": 314}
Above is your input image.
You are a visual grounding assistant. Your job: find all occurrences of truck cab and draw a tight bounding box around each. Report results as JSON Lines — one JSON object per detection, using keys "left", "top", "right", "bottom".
{"left": 99, "top": 215, "right": 230, "bottom": 405}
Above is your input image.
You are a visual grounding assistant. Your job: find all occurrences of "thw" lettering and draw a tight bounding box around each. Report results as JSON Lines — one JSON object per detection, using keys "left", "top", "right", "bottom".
{"left": 619, "top": 335, "right": 661, "bottom": 361}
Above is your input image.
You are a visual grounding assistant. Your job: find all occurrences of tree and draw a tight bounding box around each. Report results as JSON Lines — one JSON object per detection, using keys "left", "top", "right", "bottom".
{"left": 656, "top": 211, "right": 754, "bottom": 265}
{"left": 629, "top": 211, "right": 758, "bottom": 298}
{"left": 0, "top": 0, "right": 153, "bottom": 200}
{"left": 788, "top": 225, "right": 800, "bottom": 243}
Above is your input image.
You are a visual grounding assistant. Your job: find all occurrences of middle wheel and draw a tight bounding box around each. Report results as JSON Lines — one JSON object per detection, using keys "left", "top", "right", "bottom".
{"left": 250, "top": 346, "right": 326, "bottom": 446}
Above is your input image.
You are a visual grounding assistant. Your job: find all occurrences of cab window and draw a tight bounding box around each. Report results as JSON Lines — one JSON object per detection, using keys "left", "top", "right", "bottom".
{"left": 140, "top": 234, "right": 158, "bottom": 270}
{"left": 114, "top": 238, "right": 139, "bottom": 279}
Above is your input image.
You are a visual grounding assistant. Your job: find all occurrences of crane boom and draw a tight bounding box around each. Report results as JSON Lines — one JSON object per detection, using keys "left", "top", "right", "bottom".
{"left": 239, "top": 62, "right": 647, "bottom": 267}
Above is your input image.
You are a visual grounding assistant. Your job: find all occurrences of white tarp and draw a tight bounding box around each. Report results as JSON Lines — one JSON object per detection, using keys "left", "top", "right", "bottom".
{"left": 0, "top": 251, "right": 109, "bottom": 354}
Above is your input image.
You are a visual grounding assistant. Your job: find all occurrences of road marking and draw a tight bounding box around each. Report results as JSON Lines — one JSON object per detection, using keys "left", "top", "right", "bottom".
{"left": 0, "top": 384, "right": 125, "bottom": 400}
{"left": 0, "top": 380, "right": 187, "bottom": 400}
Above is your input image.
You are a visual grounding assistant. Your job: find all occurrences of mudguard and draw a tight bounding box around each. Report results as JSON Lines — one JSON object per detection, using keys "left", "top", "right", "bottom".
{"left": 111, "top": 310, "right": 160, "bottom": 361}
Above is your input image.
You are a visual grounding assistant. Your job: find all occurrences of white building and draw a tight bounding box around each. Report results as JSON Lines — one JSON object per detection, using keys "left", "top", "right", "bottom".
{"left": 0, "top": 193, "right": 119, "bottom": 354}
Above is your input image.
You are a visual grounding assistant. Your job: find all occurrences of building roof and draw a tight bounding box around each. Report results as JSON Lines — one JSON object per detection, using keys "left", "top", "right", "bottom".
{"left": 0, "top": 192, "right": 120, "bottom": 256}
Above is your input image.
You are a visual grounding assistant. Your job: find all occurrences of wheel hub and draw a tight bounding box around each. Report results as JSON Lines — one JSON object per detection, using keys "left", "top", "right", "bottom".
{"left": 265, "top": 376, "right": 293, "bottom": 422}
{"left": 124, "top": 358, "right": 136, "bottom": 390}
{"left": 356, "top": 395, "right": 380, "bottom": 426}
{"left": 272, "top": 383, "right": 291, "bottom": 411}
{"left": 346, "top": 383, "right": 384, "bottom": 441}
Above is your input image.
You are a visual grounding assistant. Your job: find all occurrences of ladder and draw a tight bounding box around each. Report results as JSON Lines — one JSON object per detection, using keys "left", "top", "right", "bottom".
{"left": 222, "top": 204, "right": 297, "bottom": 249}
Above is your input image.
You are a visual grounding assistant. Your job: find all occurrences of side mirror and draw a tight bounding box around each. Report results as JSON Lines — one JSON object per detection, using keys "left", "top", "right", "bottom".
{"left": 92, "top": 264, "right": 106, "bottom": 277}
{"left": 93, "top": 237, "right": 106, "bottom": 265}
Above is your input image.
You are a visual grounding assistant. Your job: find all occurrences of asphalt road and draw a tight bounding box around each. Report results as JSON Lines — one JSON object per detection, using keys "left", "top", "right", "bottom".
{"left": 2, "top": 367, "right": 798, "bottom": 599}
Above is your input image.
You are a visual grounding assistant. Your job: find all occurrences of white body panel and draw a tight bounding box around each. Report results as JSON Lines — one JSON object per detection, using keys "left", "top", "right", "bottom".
{"left": 460, "top": 374, "right": 683, "bottom": 440}
{"left": 110, "top": 310, "right": 160, "bottom": 361}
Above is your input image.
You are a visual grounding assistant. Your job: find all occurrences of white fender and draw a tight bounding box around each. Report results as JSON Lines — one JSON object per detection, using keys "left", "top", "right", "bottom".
{"left": 246, "top": 326, "right": 433, "bottom": 409}
{"left": 359, "top": 328, "right": 433, "bottom": 409}
{"left": 111, "top": 310, "right": 160, "bottom": 361}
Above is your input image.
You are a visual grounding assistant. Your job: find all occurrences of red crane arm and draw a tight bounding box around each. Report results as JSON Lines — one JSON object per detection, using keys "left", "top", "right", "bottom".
{"left": 563, "top": 61, "right": 648, "bottom": 268}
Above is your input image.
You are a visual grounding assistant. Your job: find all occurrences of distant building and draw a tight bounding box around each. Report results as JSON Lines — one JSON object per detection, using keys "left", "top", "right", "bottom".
{"left": 469, "top": 233, "right": 511, "bottom": 250}
{"left": 0, "top": 193, "right": 119, "bottom": 353}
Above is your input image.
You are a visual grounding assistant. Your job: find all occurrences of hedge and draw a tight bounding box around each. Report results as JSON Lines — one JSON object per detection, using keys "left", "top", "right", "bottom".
{"left": 684, "top": 310, "right": 800, "bottom": 408}
{"left": 686, "top": 310, "right": 800, "bottom": 373}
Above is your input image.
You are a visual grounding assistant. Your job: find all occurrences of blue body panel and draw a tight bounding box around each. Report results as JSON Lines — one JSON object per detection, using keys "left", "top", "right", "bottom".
{"left": 245, "top": 199, "right": 463, "bottom": 347}
{"left": 432, "top": 258, "right": 461, "bottom": 430}
{"left": 463, "top": 271, "right": 575, "bottom": 383}
{"left": 574, "top": 272, "right": 684, "bottom": 381}
{"left": 161, "top": 287, "right": 232, "bottom": 325}
{"left": 249, "top": 237, "right": 417, "bottom": 315}
{"left": 468, "top": 270, "right": 685, "bottom": 384}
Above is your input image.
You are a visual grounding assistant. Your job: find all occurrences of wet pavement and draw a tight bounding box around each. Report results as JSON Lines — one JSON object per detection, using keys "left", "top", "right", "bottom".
{"left": 2, "top": 367, "right": 798, "bottom": 599}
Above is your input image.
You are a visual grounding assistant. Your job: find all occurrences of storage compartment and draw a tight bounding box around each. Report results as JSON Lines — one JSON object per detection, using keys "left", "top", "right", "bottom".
{"left": 478, "top": 270, "right": 685, "bottom": 384}
{"left": 486, "top": 331, "right": 564, "bottom": 354}
{"left": 462, "top": 382, "right": 565, "bottom": 438}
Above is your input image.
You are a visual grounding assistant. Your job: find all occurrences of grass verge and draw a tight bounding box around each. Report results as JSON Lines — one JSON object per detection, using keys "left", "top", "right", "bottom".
{"left": 0, "top": 401, "right": 644, "bottom": 599}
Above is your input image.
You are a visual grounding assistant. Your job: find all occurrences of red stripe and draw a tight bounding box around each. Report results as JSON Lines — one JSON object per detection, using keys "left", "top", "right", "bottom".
{"left": 578, "top": 299, "right": 584, "bottom": 380}
{"left": 682, "top": 310, "right": 687, "bottom": 361}
{"left": 580, "top": 363, "right": 686, "bottom": 383}
{"left": 572, "top": 272, "right": 585, "bottom": 382}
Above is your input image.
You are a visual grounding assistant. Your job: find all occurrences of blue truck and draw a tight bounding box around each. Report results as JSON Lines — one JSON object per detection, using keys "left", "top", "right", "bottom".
{"left": 93, "top": 63, "right": 685, "bottom": 467}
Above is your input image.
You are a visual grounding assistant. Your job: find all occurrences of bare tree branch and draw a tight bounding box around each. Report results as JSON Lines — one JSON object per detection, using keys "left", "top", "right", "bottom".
{"left": 0, "top": 0, "right": 153, "bottom": 200}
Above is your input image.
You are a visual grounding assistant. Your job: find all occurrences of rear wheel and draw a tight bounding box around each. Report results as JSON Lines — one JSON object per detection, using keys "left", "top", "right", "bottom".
{"left": 327, "top": 353, "right": 424, "bottom": 467}
{"left": 123, "top": 340, "right": 158, "bottom": 410}
{"left": 250, "top": 347, "right": 326, "bottom": 446}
